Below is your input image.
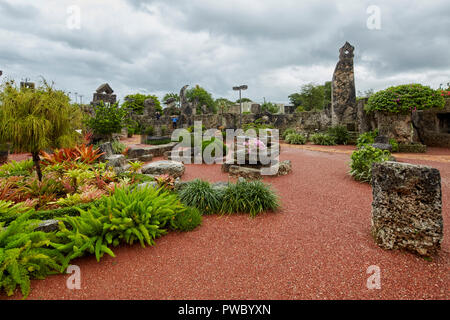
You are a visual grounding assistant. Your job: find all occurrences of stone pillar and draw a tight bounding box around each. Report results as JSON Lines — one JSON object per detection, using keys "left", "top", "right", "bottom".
{"left": 331, "top": 42, "right": 357, "bottom": 127}
{"left": 371, "top": 161, "right": 443, "bottom": 256}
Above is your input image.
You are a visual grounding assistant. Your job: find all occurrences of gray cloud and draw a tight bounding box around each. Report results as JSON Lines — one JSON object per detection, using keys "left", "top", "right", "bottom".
{"left": 0, "top": 0, "right": 449, "bottom": 105}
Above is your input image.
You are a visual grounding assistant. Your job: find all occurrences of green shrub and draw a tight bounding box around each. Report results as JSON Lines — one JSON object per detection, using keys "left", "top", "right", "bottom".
{"left": 366, "top": 84, "right": 445, "bottom": 113}
{"left": 356, "top": 130, "right": 379, "bottom": 149}
{"left": 122, "top": 93, "right": 162, "bottom": 114}
{"left": 171, "top": 207, "right": 202, "bottom": 232}
{"left": 221, "top": 180, "right": 279, "bottom": 217}
{"left": 327, "top": 126, "right": 349, "bottom": 145}
{"left": 0, "top": 159, "right": 34, "bottom": 177}
{"left": 178, "top": 179, "right": 222, "bottom": 214}
{"left": 389, "top": 138, "right": 399, "bottom": 152}
{"left": 285, "top": 133, "right": 306, "bottom": 145}
{"left": 349, "top": 146, "right": 391, "bottom": 182}
{"left": 0, "top": 211, "right": 64, "bottom": 299}
{"left": 282, "top": 128, "right": 296, "bottom": 140}
{"left": 310, "top": 133, "right": 336, "bottom": 146}
{"left": 86, "top": 102, "right": 127, "bottom": 136}
{"left": 0, "top": 202, "right": 98, "bottom": 226}
{"left": 160, "top": 125, "right": 168, "bottom": 136}
{"left": 143, "top": 126, "right": 154, "bottom": 136}
{"left": 111, "top": 140, "right": 127, "bottom": 154}
{"left": 55, "top": 186, "right": 184, "bottom": 267}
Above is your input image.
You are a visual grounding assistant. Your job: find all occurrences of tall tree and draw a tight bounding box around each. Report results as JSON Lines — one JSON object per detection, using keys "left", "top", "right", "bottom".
{"left": 0, "top": 80, "right": 83, "bottom": 180}
{"left": 122, "top": 93, "right": 162, "bottom": 114}
{"left": 186, "top": 85, "right": 216, "bottom": 114}
{"left": 163, "top": 92, "right": 180, "bottom": 108}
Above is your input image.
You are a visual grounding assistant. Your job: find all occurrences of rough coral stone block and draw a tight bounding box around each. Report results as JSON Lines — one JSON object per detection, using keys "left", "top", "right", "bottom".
{"left": 371, "top": 161, "right": 443, "bottom": 256}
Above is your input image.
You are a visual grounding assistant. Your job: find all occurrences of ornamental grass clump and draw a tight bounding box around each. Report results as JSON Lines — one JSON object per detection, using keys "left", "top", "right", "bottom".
{"left": 177, "top": 179, "right": 222, "bottom": 214}
{"left": 220, "top": 180, "right": 279, "bottom": 217}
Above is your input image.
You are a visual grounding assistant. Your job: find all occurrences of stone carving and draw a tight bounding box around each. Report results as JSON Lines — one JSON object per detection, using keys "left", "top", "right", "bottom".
{"left": 331, "top": 42, "right": 357, "bottom": 127}
{"left": 92, "top": 83, "right": 117, "bottom": 105}
{"left": 371, "top": 161, "right": 443, "bottom": 256}
{"left": 143, "top": 98, "right": 156, "bottom": 116}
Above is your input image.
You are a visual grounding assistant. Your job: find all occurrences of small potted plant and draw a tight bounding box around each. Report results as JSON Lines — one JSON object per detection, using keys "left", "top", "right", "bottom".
{"left": 127, "top": 127, "right": 134, "bottom": 138}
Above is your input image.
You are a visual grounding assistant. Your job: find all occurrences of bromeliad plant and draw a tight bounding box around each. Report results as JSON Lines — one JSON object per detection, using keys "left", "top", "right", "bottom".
{"left": 155, "top": 174, "right": 176, "bottom": 191}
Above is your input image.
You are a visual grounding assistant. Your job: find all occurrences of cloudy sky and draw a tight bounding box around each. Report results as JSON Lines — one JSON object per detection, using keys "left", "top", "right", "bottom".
{"left": 0, "top": 0, "right": 449, "bottom": 105}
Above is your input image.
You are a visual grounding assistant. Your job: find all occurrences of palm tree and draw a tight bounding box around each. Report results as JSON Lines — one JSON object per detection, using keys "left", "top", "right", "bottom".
{"left": 0, "top": 80, "right": 83, "bottom": 180}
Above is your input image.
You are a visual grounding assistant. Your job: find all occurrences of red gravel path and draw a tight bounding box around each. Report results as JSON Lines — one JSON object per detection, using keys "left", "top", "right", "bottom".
{"left": 2, "top": 145, "right": 449, "bottom": 300}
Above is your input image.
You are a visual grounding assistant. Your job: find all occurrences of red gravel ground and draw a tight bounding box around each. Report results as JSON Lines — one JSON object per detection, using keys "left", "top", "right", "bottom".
{"left": 2, "top": 144, "right": 449, "bottom": 300}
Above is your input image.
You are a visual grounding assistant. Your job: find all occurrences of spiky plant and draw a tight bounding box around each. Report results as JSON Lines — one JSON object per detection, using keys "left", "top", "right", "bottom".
{"left": 0, "top": 80, "right": 83, "bottom": 181}
{"left": 177, "top": 179, "right": 222, "bottom": 214}
{"left": 220, "top": 180, "right": 279, "bottom": 217}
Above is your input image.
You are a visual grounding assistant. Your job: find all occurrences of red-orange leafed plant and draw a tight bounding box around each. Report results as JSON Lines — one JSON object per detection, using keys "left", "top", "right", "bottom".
{"left": 40, "top": 148, "right": 80, "bottom": 165}
{"left": 40, "top": 144, "right": 104, "bottom": 165}
{"left": 75, "top": 144, "right": 105, "bottom": 164}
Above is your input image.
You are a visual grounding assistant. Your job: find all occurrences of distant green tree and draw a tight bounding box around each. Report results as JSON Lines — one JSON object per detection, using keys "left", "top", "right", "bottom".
{"left": 186, "top": 85, "right": 216, "bottom": 114}
{"left": 236, "top": 98, "right": 252, "bottom": 103}
{"left": 122, "top": 93, "right": 162, "bottom": 114}
{"left": 163, "top": 92, "right": 180, "bottom": 108}
{"left": 288, "top": 82, "right": 329, "bottom": 111}
{"left": 261, "top": 102, "right": 279, "bottom": 114}
{"left": 87, "top": 102, "right": 127, "bottom": 138}
{"left": 215, "top": 98, "right": 234, "bottom": 113}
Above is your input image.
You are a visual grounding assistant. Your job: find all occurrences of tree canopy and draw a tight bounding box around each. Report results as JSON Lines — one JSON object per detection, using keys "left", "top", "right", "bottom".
{"left": 186, "top": 85, "right": 216, "bottom": 114}
{"left": 288, "top": 81, "right": 331, "bottom": 111}
{"left": 0, "top": 80, "right": 83, "bottom": 180}
{"left": 122, "top": 93, "right": 162, "bottom": 114}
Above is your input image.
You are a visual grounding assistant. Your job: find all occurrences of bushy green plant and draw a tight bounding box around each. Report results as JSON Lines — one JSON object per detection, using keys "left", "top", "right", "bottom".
{"left": 143, "top": 126, "right": 154, "bottom": 136}
{"left": 220, "top": 181, "right": 279, "bottom": 217}
{"left": 261, "top": 102, "right": 279, "bottom": 114}
{"left": 86, "top": 102, "right": 127, "bottom": 137}
{"left": 285, "top": 133, "right": 306, "bottom": 145}
{"left": 186, "top": 86, "right": 216, "bottom": 114}
{"left": 282, "top": 128, "right": 297, "bottom": 140}
{"left": 327, "top": 126, "right": 349, "bottom": 145}
{"left": 178, "top": 179, "right": 222, "bottom": 214}
{"left": 310, "top": 133, "right": 336, "bottom": 146}
{"left": 122, "top": 93, "right": 162, "bottom": 114}
{"left": 54, "top": 186, "right": 184, "bottom": 267}
{"left": 356, "top": 130, "right": 379, "bottom": 149}
{"left": 0, "top": 200, "right": 31, "bottom": 221}
{"left": 349, "top": 146, "right": 391, "bottom": 182}
{"left": 171, "top": 207, "right": 202, "bottom": 232}
{"left": 366, "top": 84, "right": 445, "bottom": 113}
{"left": 0, "top": 211, "right": 64, "bottom": 299}
{"left": 111, "top": 140, "right": 127, "bottom": 154}
{"left": 389, "top": 138, "right": 399, "bottom": 152}
{"left": 0, "top": 160, "right": 34, "bottom": 178}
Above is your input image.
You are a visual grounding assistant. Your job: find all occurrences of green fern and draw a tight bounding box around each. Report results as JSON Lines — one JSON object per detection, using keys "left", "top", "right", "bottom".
{"left": 0, "top": 212, "right": 64, "bottom": 299}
